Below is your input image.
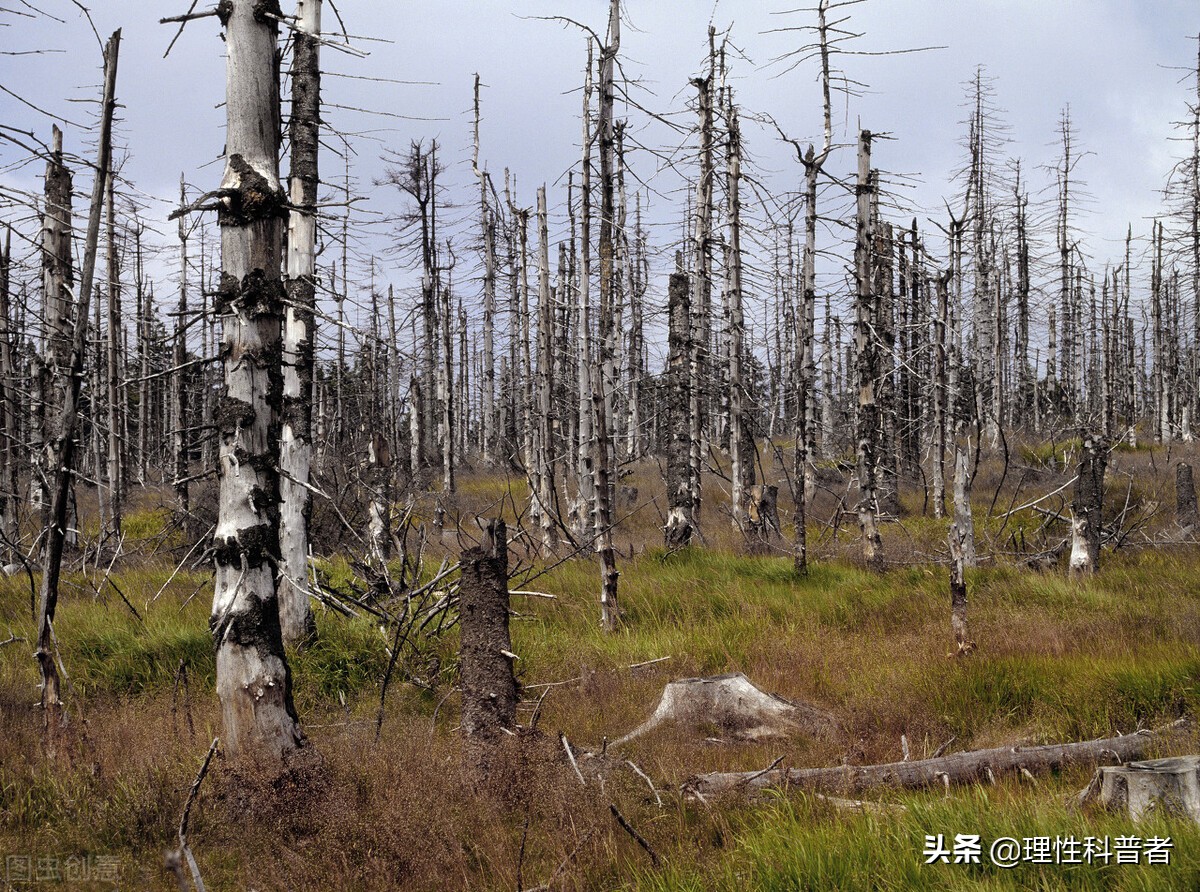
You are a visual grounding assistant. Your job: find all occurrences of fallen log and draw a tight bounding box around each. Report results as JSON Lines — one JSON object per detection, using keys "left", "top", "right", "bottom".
{"left": 686, "top": 719, "right": 1191, "bottom": 798}
{"left": 611, "top": 673, "right": 840, "bottom": 749}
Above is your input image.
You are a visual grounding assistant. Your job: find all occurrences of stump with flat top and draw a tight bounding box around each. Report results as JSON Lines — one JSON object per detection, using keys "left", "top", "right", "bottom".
{"left": 1080, "top": 755, "right": 1200, "bottom": 822}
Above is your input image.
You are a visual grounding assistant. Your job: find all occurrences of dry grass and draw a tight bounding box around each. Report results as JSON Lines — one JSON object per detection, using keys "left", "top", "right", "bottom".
{"left": 3, "top": 441, "right": 1200, "bottom": 889}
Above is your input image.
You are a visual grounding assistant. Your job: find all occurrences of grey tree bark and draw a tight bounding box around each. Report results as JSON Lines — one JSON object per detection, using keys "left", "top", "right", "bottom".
{"left": 209, "top": 0, "right": 303, "bottom": 761}
{"left": 279, "top": 0, "right": 321, "bottom": 646}
{"left": 36, "top": 31, "right": 119, "bottom": 746}
{"left": 665, "top": 269, "right": 695, "bottom": 546}
{"left": 854, "top": 130, "right": 884, "bottom": 571}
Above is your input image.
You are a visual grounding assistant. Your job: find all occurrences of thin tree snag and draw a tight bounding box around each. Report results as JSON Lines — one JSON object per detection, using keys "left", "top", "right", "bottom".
{"left": 947, "top": 523, "right": 975, "bottom": 657}
{"left": 952, "top": 445, "right": 976, "bottom": 568}
{"left": 687, "top": 720, "right": 1191, "bottom": 798}
{"left": 459, "top": 519, "right": 518, "bottom": 773}
{"left": 854, "top": 129, "right": 884, "bottom": 571}
{"left": 210, "top": 0, "right": 303, "bottom": 762}
{"left": 1069, "top": 431, "right": 1106, "bottom": 575}
{"left": 279, "top": 0, "right": 321, "bottom": 647}
{"left": 664, "top": 270, "right": 694, "bottom": 547}
{"left": 612, "top": 673, "right": 840, "bottom": 749}
{"left": 1079, "top": 755, "right": 1200, "bottom": 822}
{"left": 1176, "top": 462, "right": 1198, "bottom": 533}
{"left": 36, "top": 31, "right": 119, "bottom": 747}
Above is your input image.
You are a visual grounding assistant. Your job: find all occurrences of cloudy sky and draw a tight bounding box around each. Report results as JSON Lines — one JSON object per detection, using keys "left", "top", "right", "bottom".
{"left": 1, "top": 1, "right": 1198, "bottom": 354}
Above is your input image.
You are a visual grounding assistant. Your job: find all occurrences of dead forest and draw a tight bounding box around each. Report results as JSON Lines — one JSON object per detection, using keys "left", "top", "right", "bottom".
{"left": 4, "top": 1, "right": 1200, "bottom": 890}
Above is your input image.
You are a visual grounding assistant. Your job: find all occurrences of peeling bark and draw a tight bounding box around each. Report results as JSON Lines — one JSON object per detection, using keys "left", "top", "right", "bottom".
{"left": 279, "top": 0, "right": 321, "bottom": 646}
{"left": 210, "top": 0, "right": 303, "bottom": 761}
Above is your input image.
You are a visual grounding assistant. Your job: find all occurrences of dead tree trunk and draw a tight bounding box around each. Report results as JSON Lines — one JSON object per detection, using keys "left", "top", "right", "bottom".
{"left": 725, "top": 100, "right": 750, "bottom": 530}
{"left": 574, "top": 45, "right": 597, "bottom": 543}
{"left": 947, "top": 522, "right": 975, "bottom": 656}
{"left": 473, "top": 74, "right": 496, "bottom": 464}
{"left": 534, "top": 185, "right": 555, "bottom": 555}
{"left": 209, "top": 1, "right": 303, "bottom": 761}
{"left": 279, "top": 0, "right": 321, "bottom": 646}
{"left": 37, "top": 125, "right": 74, "bottom": 528}
{"left": 104, "top": 169, "right": 122, "bottom": 538}
{"left": 1176, "top": 461, "right": 1198, "bottom": 533}
{"left": 690, "top": 34, "right": 715, "bottom": 527}
{"left": 665, "top": 269, "right": 695, "bottom": 546}
{"left": 459, "top": 519, "right": 517, "bottom": 774}
{"left": 1069, "top": 431, "right": 1106, "bottom": 575}
{"left": 932, "top": 271, "right": 949, "bottom": 518}
{"left": 36, "top": 31, "right": 119, "bottom": 746}
{"left": 595, "top": 0, "right": 621, "bottom": 632}
{"left": 0, "top": 226, "right": 14, "bottom": 549}
{"left": 173, "top": 178, "right": 191, "bottom": 536}
{"left": 688, "top": 721, "right": 1190, "bottom": 798}
{"left": 854, "top": 130, "right": 884, "bottom": 571}
{"left": 952, "top": 444, "right": 976, "bottom": 567}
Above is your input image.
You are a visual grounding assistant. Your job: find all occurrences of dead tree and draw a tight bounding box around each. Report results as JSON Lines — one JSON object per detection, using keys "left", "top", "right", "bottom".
{"left": 472, "top": 74, "right": 497, "bottom": 463}
{"left": 665, "top": 270, "right": 695, "bottom": 546}
{"left": 279, "top": 0, "right": 321, "bottom": 646}
{"left": 103, "top": 167, "right": 122, "bottom": 537}
{"left": 689, "top": 29, "right": 716, "bottom": 527}
{"left": 173, "top": 178, "right": 191, "bottom": 535}
{"left": 854, "top": 130, "right": 884, "bottom": 571}
{"left": 952, "top": 444, "right": 976, "bottom": 567}
{"left": 947, "top": 523, "right": 975, "bottom": 656}
{"left": 208, "top": 0, "right": 303, "bottom": 760}
{"left": 1068, "top": 431, "right": 1106, "bottom": 575}
{"left": 725, "top": 98, "right": 751, "bottom": 529}
{"left": 1176, "top": 461, "right": 1198, "bottom": 532}
{"left": 36, "top": 125, "right": 74, "bottom": 526}
{"left": 594, "top": 0, "right": 621, "bottom": 631}
{"left": 459, "top": 519, "right": 518, "bottom": 773}
{"left": 0, "top": 226, "right": 14, "bottom": 548}
{"left": 36, "top": 31, "right": 119, "bottom": 745}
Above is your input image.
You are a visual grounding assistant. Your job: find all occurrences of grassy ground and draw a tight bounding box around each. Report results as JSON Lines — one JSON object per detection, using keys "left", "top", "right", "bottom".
{"left": 3, "top": 445, "right": 1200, "bottom": 889}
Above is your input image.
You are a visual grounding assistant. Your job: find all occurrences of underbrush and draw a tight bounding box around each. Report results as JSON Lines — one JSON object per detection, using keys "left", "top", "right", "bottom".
{"left": 3, "top": 481, "right": 1200, "bottom": 888}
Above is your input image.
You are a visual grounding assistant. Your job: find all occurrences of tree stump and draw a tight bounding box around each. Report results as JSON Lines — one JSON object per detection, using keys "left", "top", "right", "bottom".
{"left": 612, "top": 673, "right": 839, "bottom": 748}
{"left": 459, "top": 519, "right": 518, "bottom": 774}
{"left": 1176, "top": 462, "right": 1198, "bottom": 533}
{"left": 1080, "top": 756, "right": 1200, "bottom": 822}
{"left": 745, "top": 484, "right": 780, "bottom": 552}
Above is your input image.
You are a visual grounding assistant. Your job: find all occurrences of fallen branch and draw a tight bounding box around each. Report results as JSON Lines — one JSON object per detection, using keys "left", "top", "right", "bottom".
{"left": 168, "top": 737, "right": 219, "bottom": 892}
{"left": 686, "top": 720, "right": 1191, "bottom": 798}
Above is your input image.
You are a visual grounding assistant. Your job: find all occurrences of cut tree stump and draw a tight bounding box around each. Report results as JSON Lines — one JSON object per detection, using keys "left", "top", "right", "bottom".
{"left": 611, "top": 673, "right": 840, "bottom": 749}
{"left": 686, "top": 720, "right": 1191, "bottom": 798}
{"left": 1079, "top": 755, "right": 1200, "bottom": 822}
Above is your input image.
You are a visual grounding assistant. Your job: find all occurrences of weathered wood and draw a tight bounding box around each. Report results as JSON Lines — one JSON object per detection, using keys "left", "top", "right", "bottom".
{"left": 1176, "top": 462, "right": 1198, "bottom": 532}
{"left": 688, "top": 720, "right": 1190, "bottom": 798}
{"left": 947, "top": 523, "right": 975, "bottom": 656}
{"left": 278, "top": 0, "right": 321, "bottom": 646}
{"left": 664, "top": 270, "right": 694, "bottom": 547}
{"left": 854, "top": 130, "right": 884, "bottom": 571}
{"left": 746, "top": 484, "right": 780, "bottom": 553}
{"left": 1068, "top": 431, "right": 1106, "bottom": 574}
{"left": 210, "top": 0, "right": 303, "bottom": 761}
{"left": 459, "top": 519, "right": 518, "bottom": 773}
{"left": 36, "top": 33, "right": 120, "bottom": 748}
{"left": 612, "top": 673, "right": 840, "bottom": 749}
{"left": 1081, "top": 755, "right": 1200, "bottom": 822}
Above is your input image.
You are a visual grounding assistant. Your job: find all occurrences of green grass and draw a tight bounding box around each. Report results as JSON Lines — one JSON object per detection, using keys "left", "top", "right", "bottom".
{"left": 4, "top": 529, "right": 1200, "bottom": 890}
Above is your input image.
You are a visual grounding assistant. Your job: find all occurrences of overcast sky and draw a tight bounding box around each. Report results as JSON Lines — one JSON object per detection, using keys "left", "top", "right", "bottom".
{"left": 2, "top": 1, "right": 1198, "bottom": 355}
